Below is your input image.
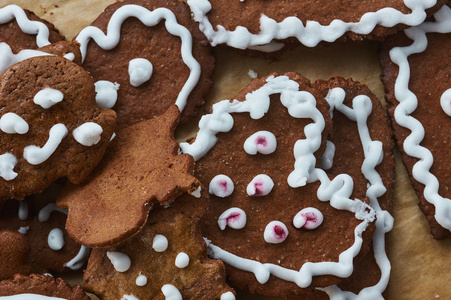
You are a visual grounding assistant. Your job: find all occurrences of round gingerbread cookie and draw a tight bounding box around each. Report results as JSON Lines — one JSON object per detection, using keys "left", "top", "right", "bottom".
{"left": 380, "top": 4, "right": 451, "bottom": 239}
{"left": 76, "top": 0, "right": 215, "bottom": 130}
{"left": 0, "top": 5, "right": 64, "bottom": 51}
{"left": 0, "top": 273, "right": 89, "bottom": 300}
{"left": 181, "top": 72, "right": 394, "bottom": 298}
{"left": 187, "top": 0, "right": 448, "bottom": 50}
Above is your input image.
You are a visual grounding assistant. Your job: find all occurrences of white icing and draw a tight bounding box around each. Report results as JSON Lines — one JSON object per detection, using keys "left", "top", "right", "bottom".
{"left": 246, "top": 174, "right": 274, "bottom": 196}
{"left": 0, "top": 153, "right": 18, "bottom": 180}
{"left": 248, "top": 69, "right": 258, "bottom": 79}
{"left": 263, "top": 221, "right": 288, "bottom": 244}
{"left": 0, "top": 5, "right": 52, "bottom": 47}
{"left": 33, "top": 88, "right": 64, "bottom": 109}
{"left": 18, "top": 226, "right": 29, "bottom": 235}
{"left": 121, "top": 295, "right": 139, "bottom": 300}
{"left": 0, "top": 295, "right": 66, "bottom": 300}
{"left": 0, "top": 113, "right": 29, "bottom": 134}
{"left": 320, "top": 140, "right": 335, "bottom": 170}
{"left": 107, "top": 251, "right": 131, "bottom": 272}
{"left": 184, "top": 76, "right": 388, "bottom": 295}
{"left": 0, "top": 43, "right": 51, "bottom": 75}
{"left": 153, "top": 234, "right": 169, "bottom": 252}
{"left": 243, "top": 131, "right": 277, "bottom": 155}
{"left": 38, "top": 203, "right": 68, "bottom": 222}
{"left": 161, "top": 284, "right": 182, "bottom": 300}
{"left": 128, "top": 58, "right": 153, "bottom": 87}
{"left": 136, "top": 273, "right": 147, "bottom": 286}
{"left": 209, "top": 174, "right": 234, "bottom": 197}
{"left": 187, "top": 0, "right": 438, "bottom": 49}
{"left": 18, "top": 200, "right": 28, "bottom": 220}
{"left": 220, "top": 292, "right": 236, "bottom": 300}
{"left": 63, "top": 245, "right": 90, "bottom": 270}
{"left": 440, "top": 88, "right": 451, "bottom": 116}
{"left": 388, "top": 5, "right": 451, "bottom": 232}
{"left": 94, "top": 80, "right": 120, "bottom": 109}
{"left": 190, "top": 186, "right": 202, "bottom": 198}
{"left": 63, "top": 52, "right": 75, "bottom": 61}
{"left": 72, "top": 122, "right": 103, "bottom": 146}
{"left": 76, "top": 4, "right": 201, "bottom": 112}
{"left": 293, "top": 207, "right": 324, "bottom": 230}
{"left": 217, "top": 207, "right": 247, "bottom": 230}
{"left": 23, "top": 123, "right": 68, "bottom": 165}
{"left": 175, "top": 252, "right": 190, "bottom": 268}
{"left": 47, "top": 228, "right": 65, "bottom": 251}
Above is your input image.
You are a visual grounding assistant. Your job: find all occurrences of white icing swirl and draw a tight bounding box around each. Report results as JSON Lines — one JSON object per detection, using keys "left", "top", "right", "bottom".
{"left": 209, "top": 174, "right": 234, "bottom": 197}
{"left": 246, "top": 174, "right": 274, "bottom": 196}
{"left": 217, "top": 207, "right": 247, "bottom": 230}
{"left": 33, "top": 88, "right": 64, "bottom": 109}
{"left": 0, "top": 113, "right": 29, "bottom": 134}
{"left": 129, "top": 58, "right": 153, "bottom": 87}
{"left": 293, "top": 207, "right": 324, "bottom": 230}
{"left": 72, "top": 122, "right": 103, "bottom": 146}
{"left": 243, "top": 131, "right": 277, "bottom": 155}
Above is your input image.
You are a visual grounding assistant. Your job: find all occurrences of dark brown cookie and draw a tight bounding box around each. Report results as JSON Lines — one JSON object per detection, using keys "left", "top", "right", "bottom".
{"left": 0, "top": 273, "right": 89, "bottom": 300}
{"left": 379, "top": 5, "right": 451, "bottom": 239}
{"left": 0, "top": 52, "right": 116, "bottom": 200}
{"left": 0, "top": 230, "right": 33, "bottom": 280}
{"left": 0, "top": 5, "right": 65, "bottom": 51}
{"left": 181, "top": 72, "right": 393, "bottom": 298}
{"left": 187, "top": 0, "right": 447, "bottom": 50}
{"left": 84, "top": 189, "right": 235, "bottom": 300}
{"left": 76, "top": 0, "right": 215, "bottom": 130}
{"left": 58, "top": 105, "right": 199, "bottom": 247}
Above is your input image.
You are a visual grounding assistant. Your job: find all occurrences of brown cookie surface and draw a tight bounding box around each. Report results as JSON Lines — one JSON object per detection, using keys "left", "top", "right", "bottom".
{"left": 84, "top": 190, "right": 235, "bottom": 300}
{"left": 0, "top": 273, "right": 89, "bottom": 300}
{"left": 379, "top": 6, "right": 451, "bottom": 239}
{"left": 58, "top": 105, "right": 199, "bottom": 247}
{"left": 0, "top": 53, "right": 116, "bottom": 200}
{"left": 0, "top": 230, "right": 33, "bottom": 280}
{"left": 77, "top": 0, "right": 215, "bottom": 130}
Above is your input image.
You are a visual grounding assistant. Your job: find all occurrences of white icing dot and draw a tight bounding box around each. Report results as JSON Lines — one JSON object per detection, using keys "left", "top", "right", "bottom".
{"left": 106, "top": 251, "right": 131, "bottom": 272}
{"left": 243, "top": 131, "right": 277, "bottom": 155}
{"left": 264, "top": 221, "right": 288, "bottom": 244}
{"left": 153, "top": 234, "right": 168, "bottom": 252}
{"left": 33, "top": 88, "right": 64, "bottom": 109}
{"left": 72, "top": 122, "right": 103, "bottom": 146}
{"left": 293, "top": 207, "right": 324, "bottom": 230}
{"left": 23, "top": 123, "right": 68, "bottom": 165}
{"left": 47, "top": 228, "right": 65, "bottom": 251}
{"left": 18, "top": 226, "right": 29, "bottom": 235}
{"left": 94, "top": 80, "right": 120, "bottom": 109}
{"left": 248, "top": 69, "right": 257, "bottom": 79}
{"left": 0, "top": 113, "right": 29, "bottom": 134}
{"left": 129, "top": 58, "right": 153, "bottom": 87}
{"left": 0, "top": 153, "right": 18, "bottom": 180}
{"left": 220, "top": 292, "right": 236, "bottom": 300}
{"left": 136, "top": 273, "right": 148, "bottom": 286}
{"left": 18, "top": 201, "right": 28, "bottom": 220}
{"left": 246, "top": 174, "right": 274, "bottom": 196}
{"left": 209, "top": 174, "right": 234, "bottom": 197}
{"left": 161, "top": 284, "right": 182, "bottom": 300}
{"left": 218, "top": 207, "right": 247, "bottom": 230}
{"left": 440, "top": 88, "right": 451, "bottom": 116}
{"left": 121, "top": 295, "right": 139, "bottom": 300}
{"left": 175, "top": 252, "right": 190, "bottom": 268}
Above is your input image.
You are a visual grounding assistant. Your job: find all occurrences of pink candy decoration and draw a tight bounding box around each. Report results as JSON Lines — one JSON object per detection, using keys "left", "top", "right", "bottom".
{"left": 246, "top": 174, "right": 274, "bottom": 196}
{"left": 209, "top": 174, "right": 234, "bottom": 198}
{"left": 264, "top": 221, "right": 288, "bottom": 244}
{"left": 243, "top": 131, "right": 277, "bottom": 155}
{"left": 218, "top": 207, "right": 247, "bottom": 230}
{"left": 293, "top": 207, "right": 324, "bottom": 230}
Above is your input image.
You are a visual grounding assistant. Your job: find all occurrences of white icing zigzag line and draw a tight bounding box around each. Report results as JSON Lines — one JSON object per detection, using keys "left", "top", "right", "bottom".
{"left": 75, "top": 4, "right": 201, "bottom": 112}
{"left": 183, "top": 76, "right": 376, "bottom": 289}
{"left": 187, "top": 0, "right": 437, "bottom": 49}
{"left": 319, "top": 88, "right": 393, "bottom": 300}
{"left": 0, "top": 5, "right": 51, "bottom": 48}
{"left": 389, "top": 5, "right": 451, "bottom": 231}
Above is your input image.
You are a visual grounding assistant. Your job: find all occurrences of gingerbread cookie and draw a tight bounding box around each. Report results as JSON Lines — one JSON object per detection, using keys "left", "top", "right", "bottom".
{"left": 57, "top": 105, "right": 199, "bottom": 247}
{"left": 75, "top": 0, "right": 215, "bottom": 130}
{"left": 187, "top": 0, "right": 447, "bottom": 50}
{"left": 0, "top": 46, "right": 116, "bottom": 200}
{"left": 0, "top": 273, "right": 89, "bottom": 300}
{"left": 181, "top": 73, "right": 394, "bottom": 298}
{"left": 380, "top": 4, "right": 451, "bottom": 239}
{"left": 0, "top": 5, "right": 64, "bottom": 51}
{"left": 0, "top": 199, "right": 89, "bottom": 280}
{"left": 83, "top": 189, "right": 235, "bottom": 300}
{"left": 0, "top": 230, "right": 33, "bottom": 280}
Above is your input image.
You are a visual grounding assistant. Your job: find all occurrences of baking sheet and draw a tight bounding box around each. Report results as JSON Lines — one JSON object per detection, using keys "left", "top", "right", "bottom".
{"left": 2, "top": 0, "right": 450, "bottom": 299}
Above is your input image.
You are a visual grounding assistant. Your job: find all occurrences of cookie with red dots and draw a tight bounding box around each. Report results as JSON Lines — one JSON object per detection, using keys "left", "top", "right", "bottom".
{"left": 186, "top": 0, "right": 447, "bottom": 51}
{"left": 379, "top": 5, "right": 451, "bottom": 240}
{"left": 75, "top": 0, "right": 215, "bottom": 130}
{"left": 0, "top": 273, "right": 89, "bottom": 300}
{"left": 180, "top": 72, "right": 394, "bottom": 298}
{"left": 83, "top": 188, "right": 235, "bottom": 300}
{"left": 57, "top": 105, "right": 199, "bottom": 248}
{"left": 0, "top": 44, "right": 116, "bottom": 200}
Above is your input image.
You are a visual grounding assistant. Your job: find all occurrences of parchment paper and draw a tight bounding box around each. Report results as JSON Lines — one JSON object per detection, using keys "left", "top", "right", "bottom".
{"left": 2, "top": 0, "right": 450, "bottom": 299}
